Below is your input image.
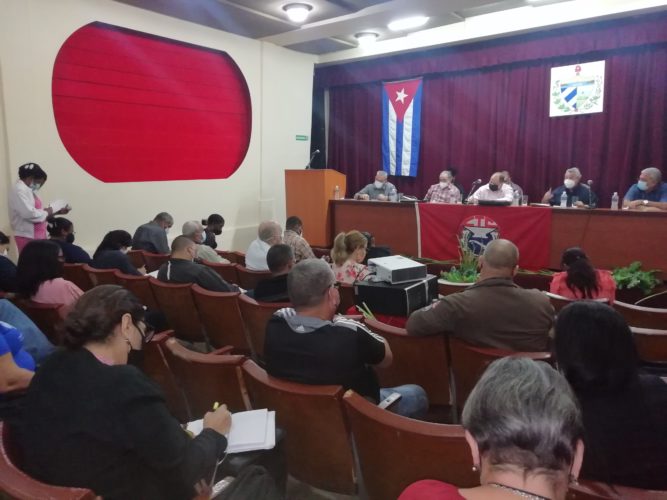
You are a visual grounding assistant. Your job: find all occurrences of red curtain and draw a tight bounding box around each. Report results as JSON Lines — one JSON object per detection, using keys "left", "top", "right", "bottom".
{"left": 323, "top": 15, "right": 667, "bottom": 205}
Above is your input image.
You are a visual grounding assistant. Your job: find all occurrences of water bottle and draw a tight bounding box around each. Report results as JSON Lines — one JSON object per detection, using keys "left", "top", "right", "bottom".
{"left": 389, "top": 187, "right": 397, "bottom": 202}
{"left": 334, "top": 185, "right": 340, "bottom": 200}
{"left": 560, "top": 191, "right": 568, "bottom": 208}
{"left": 611, "top": 192, "right": 619, "bottom": 210}
{"left": 512, "top": 191, "right": 520, "bottom": 206}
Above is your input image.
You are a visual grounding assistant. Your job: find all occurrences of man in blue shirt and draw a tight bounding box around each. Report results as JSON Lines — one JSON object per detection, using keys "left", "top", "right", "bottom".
{"left": 623, "top": 167, "right": 667, "bottom": 211}
{"left": 541, "top": 167, "right": 594, "bottom": 207}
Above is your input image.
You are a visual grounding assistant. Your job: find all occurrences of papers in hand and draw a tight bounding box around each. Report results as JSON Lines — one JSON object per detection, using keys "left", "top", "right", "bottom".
{"left": 49, "top": 199, "right": 69, "bottom": 212}
{"left": 186, "top": 409, "right": 276, "bottom": 454}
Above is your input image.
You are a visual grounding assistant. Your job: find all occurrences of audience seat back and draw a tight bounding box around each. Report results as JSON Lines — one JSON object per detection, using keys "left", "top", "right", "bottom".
{"left": 15, "top": 300, "right": 64, "bottom": 345}
{"left": 142, "top": 252, "right": 169, "bottom": 273}
{"left": 235, "top": 265, "right": 272, "bottom": 291}
{"left": 635, "top": 290, "right": 667, "bottom": 309}
{"left": 343, "top": 390, "right": 476, "bottom": 500}
{"left": 631, "top": 327, "right": 667, "bottom": 364}
{"left": 142, "top": 330, "right": 190, "bottom": 423}
{"left": 217, "top": 250, "right": 246, "bottom": 267}
{"left": 569, "top": 479, "right": 667, "bottom": 499}
{"left": 237, "top": 294, "right": 290, "bottom": 362}
{"left": 437, "top": 281, "right": 471, "bottom": 297}
{"left": 613, "top": 301, "right": 667, "bottom": 329}
{"left": 201, "top": 261, "right": 239, "bottom": 285}
{"left": 114, "top": 271, "right": 159, "bottom": 310}
{"left": 191, "top": 285, "right": 249, "bottom": 352}
{"left": 448, "top": 337, "right": 552, "bottom": 417}
{"left": 62, "top": 263, "right": 93, "bottom": 292}
{"left": 241, "top": 360, "right": 356, "bottom": 494}
{"left": 82, "top": 264, "right": 119, "bottom": 287}
{"left": 0, "top": 422, "right": 97, "bottom": 499}
{"left": 126, "top": 249, "right": 146, "bottom": 270}
{"left": 164, "top": 338, "right": 250, "bottom": 415}
{"left": 364, "top": 318, "right": 451, "bottom": 406}
{"left": 337, "top": 283, "right": 355, "bottom": 315}
{"left": 513, "top": 273, "right": 552, "bottom": 291}
{"left": 148, "top": 278, "right": 206, "bottom": 344}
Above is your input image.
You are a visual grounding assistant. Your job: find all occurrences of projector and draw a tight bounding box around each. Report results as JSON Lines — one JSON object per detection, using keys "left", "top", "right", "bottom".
{"left": 367, "top": 255, "right": 427, "bottom": 284}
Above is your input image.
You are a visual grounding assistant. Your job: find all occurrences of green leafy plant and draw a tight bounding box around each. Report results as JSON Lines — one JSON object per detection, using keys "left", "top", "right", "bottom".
{"left": 612, "top": 261, "right": 661, "bottom": 296}
{"left": 355, "top": 302, "right": 376, "bottom": 320}
{"left": 440, "top": 233, "right": 479, "bottom": 284}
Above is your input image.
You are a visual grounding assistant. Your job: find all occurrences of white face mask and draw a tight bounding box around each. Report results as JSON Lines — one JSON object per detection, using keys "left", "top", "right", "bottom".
{"left": 1, "top": 249, "right": 7, "bottom": 257}
{"left": 564, "top": 179, "right": 576, "bottom": 189}
{"left": 122, "top": 247, "right": 130, "bottom": 254}
{"left": 31, "top": 182, "right": 42, "bottom": 192}
{"left": 374, "top": 180, "right": 384, "bottom": 189}
{"left": 164, "top": 227, "right": 170, "bottom": 235}
{"left": 439, "top": 181, "right": 448, "bottom": 188}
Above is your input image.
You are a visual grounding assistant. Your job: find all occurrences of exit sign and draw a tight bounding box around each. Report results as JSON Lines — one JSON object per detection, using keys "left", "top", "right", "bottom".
{"left": 295, "top": 135, "right": 309, "bottom": 141}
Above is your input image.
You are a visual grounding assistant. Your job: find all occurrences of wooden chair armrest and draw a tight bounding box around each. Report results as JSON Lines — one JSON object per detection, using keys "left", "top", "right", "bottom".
{"left": 210, "top": 345, "right": 235, "bottom": 355}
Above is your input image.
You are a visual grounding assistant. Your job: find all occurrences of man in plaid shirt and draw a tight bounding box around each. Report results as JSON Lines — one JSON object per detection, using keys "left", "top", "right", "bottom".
{"left": 423, "top": 170, "right": 462, "bottom": 204}
{"left": 283, "top": 216, "right": 316, "bottom": 263}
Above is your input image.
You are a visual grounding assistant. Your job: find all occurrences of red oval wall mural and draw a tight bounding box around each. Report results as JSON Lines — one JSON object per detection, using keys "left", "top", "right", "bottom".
{"left": 52, "top": 22, "right": 252, "bottom": 182}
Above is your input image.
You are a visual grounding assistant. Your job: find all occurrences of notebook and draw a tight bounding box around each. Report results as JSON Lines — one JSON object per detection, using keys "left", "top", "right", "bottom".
{"left": 186, "top": 409, "right": 276, "bottom": 453}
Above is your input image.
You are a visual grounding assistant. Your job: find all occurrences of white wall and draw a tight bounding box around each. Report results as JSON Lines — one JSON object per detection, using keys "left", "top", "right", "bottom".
{"left": 0, "top": 0, "right": 316, "bottom": 258}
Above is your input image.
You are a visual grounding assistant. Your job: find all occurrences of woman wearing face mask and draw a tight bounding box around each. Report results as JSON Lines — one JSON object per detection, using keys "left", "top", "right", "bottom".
{"left": 0, "top": 232, "right": 18, "bottom": 293}
{"left": 47, "top": 217, "right": 92, "bottom": 264}
{"left": 16, "top": 285, "right": 232, "bottom": 499}
{"left": 8, "top": 163, "right": 71, "bottom": 253}
{"left": 92, "top": 230, "right": 145, "bottom": 276}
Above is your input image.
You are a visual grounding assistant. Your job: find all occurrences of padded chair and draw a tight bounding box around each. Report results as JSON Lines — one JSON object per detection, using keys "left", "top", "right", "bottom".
{"left": 142, "top": 330, "right": 190, "bottom": 423}
{"left": 237, "top": 295, "right": 290, "bottom": 362}
{"left": 437, "top": 281, "right": 471, "bottom": 297}
{"left": 16, "top": 300, "right": 64, "bottom": 345}
{"left": 126, "top": 249, "right": 146, "bottom": 270}
{"left": 142, "top": 252, "right": 169, "bottom": 273}
{"left": 217, "top": 250, "right": 246, "bottom": 267}
{"left": 364, "top": 318, "right": 451, "bottom": 406}
{"left": 569, "top": 479, "right": 667, "bottom": 499}
{"left": 337, "top": 282, "right": 356, "bottom": 314}
{"left": 343, "top": 390, "right": 477, "bottom": 500}
{"left": 242, "top": 360, "right": 356, "bottom": 494}
{"left": 148, "top": 278, "right": 207, "bottom": 345}
{"left": 82, "top": 264, "right": 119, "bottom": 287}
{"left": 114, "top": 271, "right": 159, "bottom": 310}
{"left": 0, "top": 422, "right": 97, "bottom": 499}
{"left": 191, "top": 285, "right": 250, "bottom": 352}
{"left": 448, "top": 337, "right": 552, "bottom": 417}
{"left": 613, "top": 301, "right": 667, "bottom": 329}
{"left": 62, "top": 263, "right": 93, "bottom": 291}
{"left": 164, "top": 338, "right": 250, "bottom": 416}
{"left": 545, "top": 291, "right": 576, "bottom": 313}
{"left": 201, "top": 261, "right": 239, "bottom": 285}
{"left": 635, "top": 290, "right": 667, "bottom": 309}
{"left": 235, "top": 265, "right": 272, "bottom": 291}
{"left": 514, "top": 272, "right": 552, "bottom": 291}
{"left": 631, "top": 327, "right": 667, "bottom": 365}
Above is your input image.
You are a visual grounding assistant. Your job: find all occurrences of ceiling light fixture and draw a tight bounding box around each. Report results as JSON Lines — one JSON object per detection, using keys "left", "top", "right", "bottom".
{"left": 354, "top": 32, "right": 379, "bottom": 47}
{"left": 282, "top": 3, "right": 313, "bottom": 23}
{"left": 387, "top": 16, "right": 429, "bottom": 32}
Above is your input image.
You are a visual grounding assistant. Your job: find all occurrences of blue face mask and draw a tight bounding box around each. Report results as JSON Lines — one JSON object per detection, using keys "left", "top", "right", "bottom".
{"left": 637, "top": 180, "right": 648, "bottom": 191}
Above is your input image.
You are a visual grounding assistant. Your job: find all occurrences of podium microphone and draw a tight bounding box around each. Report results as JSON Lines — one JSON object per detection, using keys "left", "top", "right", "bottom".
{"left": 305, "top": 149, "right": 320, "bottom": 169}
{"left": 467, "top": 179, "right": 482, "bottom": 201}
{"left": 587, "top": 179, "right": 597, "bottom": 208}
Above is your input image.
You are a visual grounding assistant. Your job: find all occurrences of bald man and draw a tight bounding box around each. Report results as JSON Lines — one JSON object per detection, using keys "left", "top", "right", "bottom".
{"left": 407, "top": 239, "right": 554, "bottom": 351}
{"left": 246, "top": 221, "right": 283, "bottom": 271}
{"left": 470, "top": 172, "right": 513, "bottom": 203}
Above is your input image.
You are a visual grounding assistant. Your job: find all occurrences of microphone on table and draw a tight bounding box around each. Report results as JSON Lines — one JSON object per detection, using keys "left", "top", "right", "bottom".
{"left": 466, "top": 179, "right": 482, "bottom": 201}
{"left": 305, "top": 149, "right": 320, "bottom": 169}
{"left": 586, "top": 179, "right": 598, "bottom": 208}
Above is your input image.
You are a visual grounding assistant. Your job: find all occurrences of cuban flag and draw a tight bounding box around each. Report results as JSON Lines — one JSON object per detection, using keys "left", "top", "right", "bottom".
{"left": 382, "top": 78, "right": 423, "bottom": 177}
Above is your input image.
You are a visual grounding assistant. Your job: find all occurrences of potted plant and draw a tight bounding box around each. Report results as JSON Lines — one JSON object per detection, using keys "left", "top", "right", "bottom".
{"left": 439, "top": 234, "right": 479, "bottom": 294}
{"left": 612, "top": 261, "right": 661, "bottom": 303}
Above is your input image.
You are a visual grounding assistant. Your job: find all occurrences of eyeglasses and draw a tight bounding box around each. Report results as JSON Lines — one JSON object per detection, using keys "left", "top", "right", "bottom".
{"left": 134, "top": 321, "right": 155, "bottom": 344}
{"left": 331, "top": 282, "right": 341, "bottom": 290}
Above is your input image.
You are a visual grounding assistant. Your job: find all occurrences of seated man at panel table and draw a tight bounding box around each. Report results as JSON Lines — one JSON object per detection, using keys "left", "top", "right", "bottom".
{"left": 264, "top": 259, "right": 428, "bottom": 419}
{"left": 181, "top": 220, "right": 229, "bottom": 264}
{"left": 354, "top": 170, "right": 397, "bottom": 201}
{"left": 406, "top": 239, "right": 554, "bottom": 352}
{"left": 157, "top": 236, "right": 239, "bottom": 293}
{"left": 132, "top": 212, "right": 173, "bottom": 254}
{"left": 469, "top": 172, "right": 513, "bottom": 203}
{"left": 423, "top": 170, "right": 461, "bottom": 204}
{"left": 251, "top": 244, "right": 294, "bottom": 303}
{"left": 283, "top": 216, "right": 315, "bottom": 263}
{"left": 245, "top": 221, "right": 282, "bottom": 271}
{"left": 623, "top": 167, "right": 667, "bottom": 211}
{"left": 541, "top": 167, "right": 594, "bottom": 207}
{"left": 500, "top": 170, "right": 524, "bottom": 200}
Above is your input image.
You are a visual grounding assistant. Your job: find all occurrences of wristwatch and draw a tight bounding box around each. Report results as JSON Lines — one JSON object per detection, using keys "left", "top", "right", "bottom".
{"left": 643, "top": 199, "right": 649, "bottom": 206}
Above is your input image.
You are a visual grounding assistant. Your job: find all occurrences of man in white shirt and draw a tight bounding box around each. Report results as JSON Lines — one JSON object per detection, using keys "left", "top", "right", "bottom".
{"left": 470, "top": 172, "right": 513, "bottom": 203}
{"left": 245, "top": 221, "right": 282, "bottom": 271}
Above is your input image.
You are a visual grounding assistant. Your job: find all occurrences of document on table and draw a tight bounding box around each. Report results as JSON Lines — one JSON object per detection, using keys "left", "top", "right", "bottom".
{"left": 186, "top": 409, "right": 276, "bottom": 453}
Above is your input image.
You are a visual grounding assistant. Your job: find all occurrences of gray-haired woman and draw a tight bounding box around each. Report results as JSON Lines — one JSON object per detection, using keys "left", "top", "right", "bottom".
{"left": 400, "top": 357, "right": 584, "bottom": 500}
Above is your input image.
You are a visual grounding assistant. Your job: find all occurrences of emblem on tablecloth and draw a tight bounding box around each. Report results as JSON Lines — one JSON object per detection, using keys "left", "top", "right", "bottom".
{"left": 550, "top": 61, "right": 605, "bottom": 117}
{"left": 458, "top": 215, "right": 499, "bottom": 255}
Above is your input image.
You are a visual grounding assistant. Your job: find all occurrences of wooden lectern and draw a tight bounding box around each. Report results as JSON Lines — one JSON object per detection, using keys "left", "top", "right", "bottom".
{"left": 285, "top": 169, "right": 346, "bottom": 247}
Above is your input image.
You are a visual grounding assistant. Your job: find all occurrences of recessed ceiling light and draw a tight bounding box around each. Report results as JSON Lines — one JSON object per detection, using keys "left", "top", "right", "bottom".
{"left": 387, "top": 16, "right": 429, "bottom": 32}
{"left": 282, "top": 3, "right": 313, "bottom": 23}
{"left": 354, "top": 32, "right": 379, "bottom": 47}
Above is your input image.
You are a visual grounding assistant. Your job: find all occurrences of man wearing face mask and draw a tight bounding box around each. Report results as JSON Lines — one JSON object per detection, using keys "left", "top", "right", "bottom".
{"left": 623, "top": 167, "right": 667, "bottom": 211}
{"left": 283, "top": 216, "right": 315, "bottom": 263}
{"left": 354, "top": 170, "right": 397, "bottom": 201}
{"left": 202, "top": 213, "right": 224, "bottom": 249}
{"left": 8, "top": 163, "right": 71, "bottom": 253}
{"left": 157, "top": 236, "right": 238, "bottom": 293}
{"left": 181, "top": 220, "right": 228, "bottom": 264}
{"left": 132, "top": 212, "right": 173, "bottom": 254}
{"left": 423, "top": 170, "right": 461, "bottom": 204}
{"left": 541, "top": 167, "right": 593, "bottom": 207}
{"left": 469, "top": 172, "right": 514, "bottom": 203}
